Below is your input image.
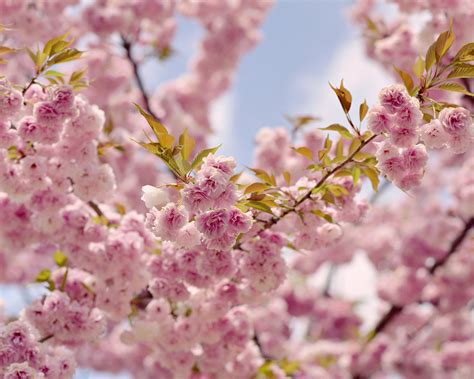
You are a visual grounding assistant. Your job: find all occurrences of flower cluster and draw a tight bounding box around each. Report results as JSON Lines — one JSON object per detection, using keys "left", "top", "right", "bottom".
{"left": 421, "top": 107, "right": 473, "bottom": 153}
{"left": 368, "top": 85, "right": 428, "bottom": 190}
{"left": 0, "top": 320, "right": 76, "bottom": 378}
{"left": 0, "top": 1, "right": 473, "bottom": 378}
{"left": 146, "top": 155, "right": 252, "bottom": 250}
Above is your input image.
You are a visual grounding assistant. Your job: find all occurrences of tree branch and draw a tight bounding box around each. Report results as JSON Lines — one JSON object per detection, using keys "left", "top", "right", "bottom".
{"left": 354, "top": 217, "right": 474, "bottom": 379}
{"left": 121, "top": 36, "right": 160, "bottom": 121}
{"left": 262, "top": 134, "right": 377, "bottom": 230}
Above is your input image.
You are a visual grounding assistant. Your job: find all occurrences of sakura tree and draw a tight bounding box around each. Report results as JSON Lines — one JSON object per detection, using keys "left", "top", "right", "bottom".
{"left": 0, "top": 1, "right": 473, "bottom": 378}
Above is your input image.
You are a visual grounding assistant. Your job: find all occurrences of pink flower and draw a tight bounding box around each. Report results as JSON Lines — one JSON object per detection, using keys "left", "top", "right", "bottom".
{"left": 182, "top": 183, "right": 212, "bottom": 213}
{"left": 227, "top": 208, "right": 252, "bottom": 233}
{"left": 367, "top": 105, "right": 393, "bottom": 134}
{"left": 53, "top": 86, "right": 75, "bottom": 113}
{"left": 154, "top": 203, "right": 188, "bottom": 240}
{"left": 389, "top": 124, "right": 418, "bottom": 147}
{"left": 394, "top": 170, "right": 423, "bottom": 191}
{"left": 393, "top": 99, "right": 422, "bottom": 128}
{"left": 402, "top": 144, "right": 428, "bottom": 171}
{"left": 196, "top": 209, "right": 229, "bottom": 239}
{"left": 379, "top": 84, "right": 410, "bottom": 113}
{"left": 201, "top": 154, "right": 236, "bottom": 177}
{"left": 438, "top": 107, "right": 472, "bottom": 136}
{"left": 378, "top": 155, "right": 405, "bottom": 181}
{"left": 213, "top": 183, "right": 237, "bottom": 209}
{"left": 0, "top": 86, "right": 22, "bottom": 119}
{"left": 176, "top": 221, "right": 202, "bottom": 248}
{"left": 196, "top": 167, "right": 228, "bottom": 197}
{"left": 420, "top": 119, "right": 448, "bottom": 149}
{"left": 33, "top": 101, "right": 61, "bottom": 125}
{"left": 4, "top": 362, "right": 38, "bottom": 379}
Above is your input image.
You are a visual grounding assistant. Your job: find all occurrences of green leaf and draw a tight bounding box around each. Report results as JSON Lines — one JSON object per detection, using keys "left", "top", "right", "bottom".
{"left": 179, "top": 129, "right": 195, "bottom": 161}
{"left": 311, "top": 209, "right": 334, "bottom": 223}
{"left": 283, "top": 171, "right": 291, "bottom": 186}
{"left": 70, "top": 69, "right": 86, "bottom": 83}
{"left": 348, "top": 138, "right": 361, "bottom": 155}
{"left": 292, "top": 146, "right": 313, "bottom": 161}
{"left": 245, "top": 200, "right": 274, "bottom": 215}
{"left": 0, "top": 46, "right": 15, "bottom": 55}
{"left": 413, "top": 56, "right": 425, "bottom": 79}
{"left": 319, "top": 124, "right": 352, "bottom": 139}
{"left": 53, "top": 250, "right": 68, "bottom": 267}
{"left": 393, "top": 66, "right": 414, "bottom": 92}
{"left": 47, "top": 48, "right": 82, "bottom": 66}
{"left": 244, "top": 182, "right": 270, "bottom": 194}
{"left": 352, "top": 166, "right": 361, "bottom": 186}
{"left": 330, "top": 80, "right": 352, "bottom": 113}
{"left": 42, "top": 33, "right": 69, "bottom": 56}
{"left": 359, "top": 100, "right": 369, "bottom": 122}
{"left": 453, "top": 42, "right": 474, "bottom": 63}
{"left": 134, "top": 103, "right": 174, "bottom": 148}
{"left": 44, "top": 70, "right": 65, "bottom": 77}
{"left": 248, "top": 167, "right": 276, "bottom": 185}
{"left": 191, "top": 145, "right": 221, "bottom": 170}
{"left": 36, "top": 269, "right": 51, "bottom": 282}
{"left": 285, "top": 114, "right": 320, "bottom": 132}
{"left": 335, "top": 138, "right": 344, "bottom": 159}
{"left": 362, "top": 167, "right": 380, "bottom": 191}
{"left": 438, "top": 82, "right": 474, "bottom": 96}
{"left": 447, "top": 64, "right": 474, "bottom": 79}
{"left": 326, "top": 184, "right": 349, "bottom": 197}
{"left": 425, "top": 43, "right": 436, "bottom": 71}
{"left": 434, "top": 28, "right": 455, "bottom": 61}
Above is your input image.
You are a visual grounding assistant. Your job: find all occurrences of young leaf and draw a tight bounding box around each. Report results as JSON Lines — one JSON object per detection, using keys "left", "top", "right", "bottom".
{"left": 36, "top": 269, "right": 51, "bottom": 283}
{"left": 412, "top": 56, "right": 425, "bottom": 79}
{"left": 53, "top": 250, "right": 68, "bottom": 267}
{"left": 425, "top": 43, "right": 436, "bottom": 71}
{"left": 179, "top": 129, "right": 195, "bottom": 161}
{"left": 352, "top": 166, "right": 361, "bottom": 186}
{"left": 283, "top": 171, "right": 291, "bottom": 186}
{"left": 438, "top": 82, "right": 474, "bottom": 96}
{"left": 245, "top": 200, "right": 274, "bottom": 215}
{"left": 191, "top": 145, "right": 221, "bottom": 170}
{"left": 244, "top": 182, "right": 270, "bottom": 194}
{"left": 285, "top": 114, "right": 320, "bottom": 132}
{"left": 434, "top": 28, "right": 455, "bottom": 60}
{"left": 362, "top": 167, "right": 380, "bottom": 191}
{"left": 319, "top": 124, "right": 352, "bottom": 139}
{"left": 330, "top": 80, "right": 352, "bottom": 113}
{"left": 311, "top": 209, "right": 334, "bottom": 223}
{"left": 453, "top": 42, "right": 474, "bottom": 63}
{"left": 292, "top": 146, "right": 313, "bottom": 161}
{"left": 447, "top": 64, "right": 474, "bottom": 79}
{"left": 348, "top": 138, "right": 361, "bottom": 155}
{"left": 393, "top": 66, "right": 414, "bottom": 92}
{"left": 359, "top": 100, "right": 369, "bottom": 122}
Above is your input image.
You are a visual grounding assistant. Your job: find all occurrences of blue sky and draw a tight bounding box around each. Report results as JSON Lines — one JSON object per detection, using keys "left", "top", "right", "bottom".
{"left": 1, "top": 1, "right": 394, "bottom": 378}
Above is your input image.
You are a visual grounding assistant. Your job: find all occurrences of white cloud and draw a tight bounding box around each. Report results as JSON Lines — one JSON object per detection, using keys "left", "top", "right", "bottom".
{"left": 209, "top": 91, "right": 235, "bottom": 149}
{"left": 292, "top": 37, "right": 392, "bottom": 124}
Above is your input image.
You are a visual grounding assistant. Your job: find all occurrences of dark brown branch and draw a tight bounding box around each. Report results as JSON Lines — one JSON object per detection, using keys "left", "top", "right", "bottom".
{"left": 121, "top": 36, "right": 160, "bottom": 121}
{"left": 371, "top": 217, "right": 473, "bottom": 338}
{"left": 354, "top": 217, "right": 474, "bottom": 379}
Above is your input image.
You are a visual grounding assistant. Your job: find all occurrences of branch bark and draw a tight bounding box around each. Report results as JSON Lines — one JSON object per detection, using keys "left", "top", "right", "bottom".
{"left": 121, "top": 36, "right": 160, "bottom": 121}
{"left": 353, "top": 216, "right": 474, "bottom": 379}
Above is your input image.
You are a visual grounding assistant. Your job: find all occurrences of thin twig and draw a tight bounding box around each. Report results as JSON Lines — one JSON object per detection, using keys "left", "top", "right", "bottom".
{"left": 121, "top": 35, "right": 160, "bottom": 121}
{"left": 353, "top": 217, "right": 474, "bottom": 379}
